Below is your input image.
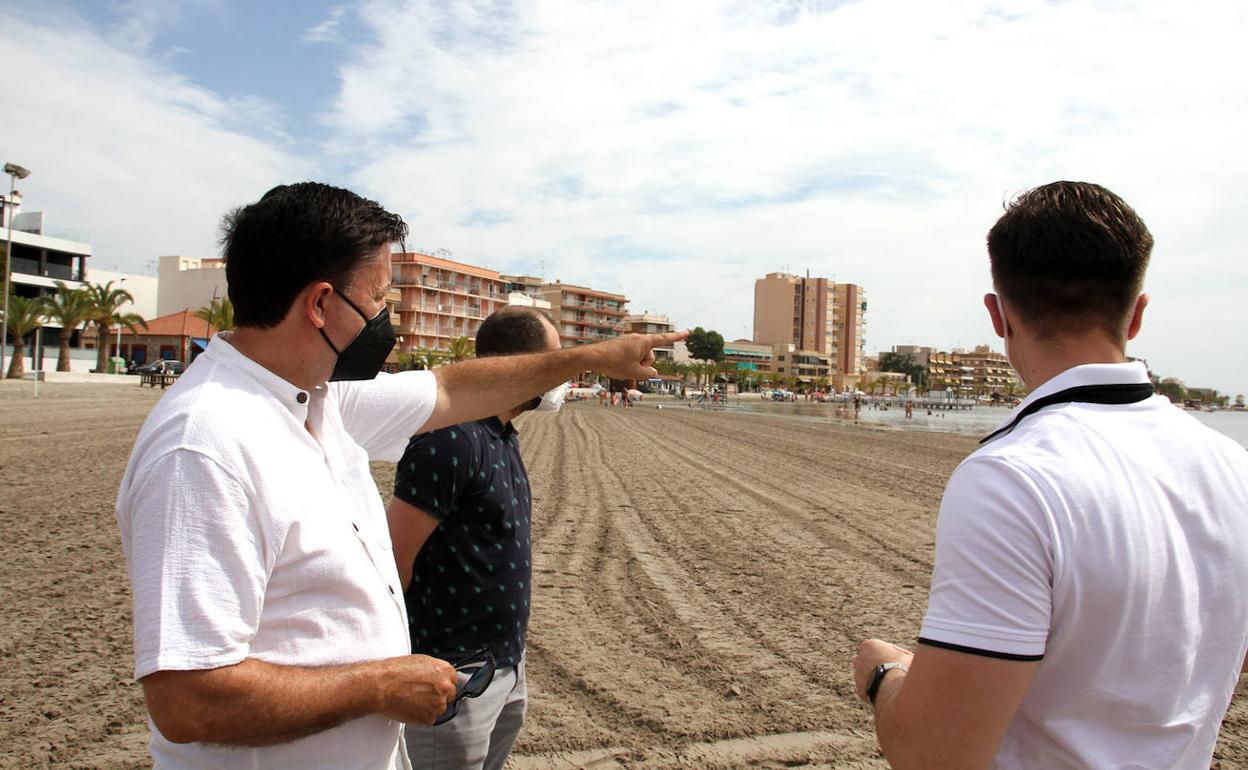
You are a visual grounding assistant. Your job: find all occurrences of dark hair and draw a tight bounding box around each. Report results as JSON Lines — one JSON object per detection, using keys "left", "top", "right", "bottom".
{"left": 220, "top": 182, "right": 408, "bottom": 328}
{"left": 987, "top": 181, "right": 1153, "bottom": 339}
{"left": 475, "top": 306, "right": 557, "bottom": 358}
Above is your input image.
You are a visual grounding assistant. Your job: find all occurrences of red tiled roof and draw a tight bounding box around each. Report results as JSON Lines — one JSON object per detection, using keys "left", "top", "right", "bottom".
{"left": 123, "top": 309, "right": 216, "bottom": 338}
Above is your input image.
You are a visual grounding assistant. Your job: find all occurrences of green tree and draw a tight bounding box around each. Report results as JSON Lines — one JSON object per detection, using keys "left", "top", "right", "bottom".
{"left": 3, "top": 294, "right": 48, "bottom": 379}
{"left": 685, "top": 327, "right": 724, "bottom": 388}
{"left": 194, "top": 296, "right": 235, "bottom": 332}
{"left": 879, "top": 351, "right": 927, "bottom": 388}
{"left": 43, "top": 282, "right": 94, "bottom": 372}
{"left": 1156, "top": 377, "right": 1186, "bottom": 403}
{"left": 84, "top": 281, "right": 147, "bottom": 373}
{"left": 447, "top": 336, "right": 475, "bottom": 363}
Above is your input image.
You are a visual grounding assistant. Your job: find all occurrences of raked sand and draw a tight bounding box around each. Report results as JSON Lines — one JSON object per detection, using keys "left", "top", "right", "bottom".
{"left": 2, "top": 381, "right": 1245, "bottom": 769}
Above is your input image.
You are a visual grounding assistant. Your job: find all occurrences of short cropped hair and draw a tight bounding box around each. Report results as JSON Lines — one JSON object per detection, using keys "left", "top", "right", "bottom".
{"left": 475, "top": 306, "right": 557, "bottom": 358}
{"left": 221, "top": 182, "right": 408, "bottom": 329}
{"left": 987, "top": 181, "right": 1153, "bottom": 339}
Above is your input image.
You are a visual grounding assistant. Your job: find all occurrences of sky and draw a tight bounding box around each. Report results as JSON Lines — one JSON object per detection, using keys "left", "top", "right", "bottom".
{"left": 2, "top": 0, "right": 1246, "bottom": 394}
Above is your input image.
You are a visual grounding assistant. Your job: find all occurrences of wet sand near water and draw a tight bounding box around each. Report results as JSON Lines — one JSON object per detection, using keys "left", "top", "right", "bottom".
{"left": 2, "top": 382, "right": 1245, "bottom": 768}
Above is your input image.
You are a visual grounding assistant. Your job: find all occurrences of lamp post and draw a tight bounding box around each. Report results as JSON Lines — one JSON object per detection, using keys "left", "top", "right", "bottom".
{"left": 2, "top": 162, "right": 32, "bottom": 377}
{"left": 115, "top": 277, "right": 127, "bottom": 369}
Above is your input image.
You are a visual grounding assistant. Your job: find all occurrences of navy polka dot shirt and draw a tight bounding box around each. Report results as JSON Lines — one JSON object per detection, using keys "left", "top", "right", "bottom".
{"left": 393, "top": 417, "right": 532, "bottom": 667}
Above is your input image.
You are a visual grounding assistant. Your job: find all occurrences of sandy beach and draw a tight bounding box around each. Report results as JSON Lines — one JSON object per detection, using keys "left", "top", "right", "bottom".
{"left": 2, "top": 382, "right": 1245, "bottom": 769}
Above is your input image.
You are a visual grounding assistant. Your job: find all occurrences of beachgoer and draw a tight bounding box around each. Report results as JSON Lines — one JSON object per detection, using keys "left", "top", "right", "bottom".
{"left": 853, "top": 181, "right": 1248, "bottom": 769}
{"left": 115, "top": 182, "right": 684, "bottom": 770}
{"left": 390, "top": 307, "right": 563, "bottom": 770}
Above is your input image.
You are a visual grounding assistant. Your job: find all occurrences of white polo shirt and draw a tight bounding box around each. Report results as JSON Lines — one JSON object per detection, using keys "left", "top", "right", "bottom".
{"left": 920, "top": 362, "right": 1248, "bottom": 769}
{"left": 116, "top": 333, "right": 438, "bottom": 770}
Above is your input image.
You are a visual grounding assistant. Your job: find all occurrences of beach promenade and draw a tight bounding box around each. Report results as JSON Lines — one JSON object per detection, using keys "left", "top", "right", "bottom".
{"left": 2, "top": 382, "right": 1245, "bottom": 768}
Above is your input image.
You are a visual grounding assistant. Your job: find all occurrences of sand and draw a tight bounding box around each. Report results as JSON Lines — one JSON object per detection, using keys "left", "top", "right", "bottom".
{"left": 1, "top": 382, "right": 1245, "bottom": 769}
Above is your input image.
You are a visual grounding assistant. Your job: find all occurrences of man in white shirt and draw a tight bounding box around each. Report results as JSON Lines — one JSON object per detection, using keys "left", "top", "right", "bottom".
{"left": 852, "top": 181, "right": 1248, "bottom": 769}
{"left": 115, "top": 182, "right": 684, "bottom": 770}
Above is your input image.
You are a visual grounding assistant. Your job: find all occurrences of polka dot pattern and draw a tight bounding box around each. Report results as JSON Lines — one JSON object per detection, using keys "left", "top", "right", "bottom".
{"left": 393, "top": 417, "right": 533, "bottom": 668}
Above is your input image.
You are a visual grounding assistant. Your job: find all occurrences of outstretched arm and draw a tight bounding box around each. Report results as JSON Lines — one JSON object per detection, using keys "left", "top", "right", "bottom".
{"left": 426, "top": 331, "right": 685, "bottom": 432}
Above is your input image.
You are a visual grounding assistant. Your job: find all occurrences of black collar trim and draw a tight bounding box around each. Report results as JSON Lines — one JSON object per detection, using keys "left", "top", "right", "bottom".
{"left": 980, "top": 382, "right": 1155, "bottom": 445}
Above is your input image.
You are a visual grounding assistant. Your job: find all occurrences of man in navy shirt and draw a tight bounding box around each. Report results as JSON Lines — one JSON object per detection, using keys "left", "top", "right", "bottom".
{"left": 389, "top": 306, "right": 568, "bottom": 770}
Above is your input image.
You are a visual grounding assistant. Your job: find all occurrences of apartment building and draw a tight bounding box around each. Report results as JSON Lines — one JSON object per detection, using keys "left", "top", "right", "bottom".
{"left": 538, "top": 281, "right": 629, "bottom": 347}
{"left": 752, "top": 272, "right": 867, "bottom": 377}
{"left": 956, "top": 345, "right": 1022, "bottom": 396}
{"left": 891, "top": 344, "right": 1021, "bottom": 396}
{"left": 624, "top": 312, "right": 674, "bottom": 360}
{"left": 1, "top": 193, "right": 91, "bottom": 358}
{"left": 391, "top": 252, "right": 509, "bottom": 354}
{"left": 500, "top": 274, "right": 552, "bottom": 312}
{"left": 722, "top": 340, "right": 773, "bottom": 373}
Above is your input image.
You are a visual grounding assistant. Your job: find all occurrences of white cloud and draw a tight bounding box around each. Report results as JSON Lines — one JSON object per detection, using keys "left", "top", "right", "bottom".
{"left": 324, "top": 0, "right": 1248, "bottom": 392}
{"left": 305, "top": 6, "right": 350, "bottom": 44}
{"left": 0, "top": 8, "right": 307, "bottom": 277}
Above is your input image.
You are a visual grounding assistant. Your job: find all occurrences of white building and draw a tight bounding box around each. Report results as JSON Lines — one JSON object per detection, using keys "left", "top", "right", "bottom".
{"left": 506, "top": 292, "right": 552, "bottom": 311}
{"left": 87, "top": 268, "right": 158, "bottom": 320}
{"left": 157, "top": 255, "right": 228, "bottom": 317}
{"left": 2, "top": 192, "right": 93, "bottom": 368}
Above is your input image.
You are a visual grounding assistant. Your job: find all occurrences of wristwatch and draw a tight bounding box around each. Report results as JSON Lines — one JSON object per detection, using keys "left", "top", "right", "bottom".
{"left": 866, "top": 662, "right": 908, "bottom": 705}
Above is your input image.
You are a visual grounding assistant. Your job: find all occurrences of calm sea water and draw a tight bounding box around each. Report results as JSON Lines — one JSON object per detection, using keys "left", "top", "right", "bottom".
{"left": 721, "top": 398, "right": 1248, "bottom": 448}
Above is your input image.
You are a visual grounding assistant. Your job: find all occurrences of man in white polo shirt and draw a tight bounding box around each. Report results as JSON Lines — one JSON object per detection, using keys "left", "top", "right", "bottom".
{"left": 115, "top": 182, "right": 685, "bottom": 770}
{"left": 852, "top": 181, "right": 1248, "bottom": 768}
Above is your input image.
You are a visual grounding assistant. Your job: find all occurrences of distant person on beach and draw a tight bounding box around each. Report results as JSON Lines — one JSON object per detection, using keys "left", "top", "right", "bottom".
{"left": 853, "top": 181, "right": 1248, "bottom": 769}
{"left": 114, "top": 182, "right": 684, "bottom": 770}
{"left": 389, "top": 307, "right": 565, "bottom": 770}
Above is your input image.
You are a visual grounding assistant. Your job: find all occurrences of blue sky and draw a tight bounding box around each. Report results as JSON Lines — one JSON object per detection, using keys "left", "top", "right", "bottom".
{"left": 3, "top": 0, "right": 1247, "bottom": 393}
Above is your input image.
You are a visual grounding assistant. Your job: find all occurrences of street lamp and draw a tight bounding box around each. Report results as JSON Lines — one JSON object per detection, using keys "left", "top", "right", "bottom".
{"left": 1, "top": 162, "right": 32, "bottom": 377}
{"left": 116, "top": 277, "right": 127, "bottom": 367}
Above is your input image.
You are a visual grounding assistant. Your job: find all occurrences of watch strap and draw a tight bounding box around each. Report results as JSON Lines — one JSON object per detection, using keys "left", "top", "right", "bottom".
{"left": 866, "top": 662, "right": 908, "bottom": 704}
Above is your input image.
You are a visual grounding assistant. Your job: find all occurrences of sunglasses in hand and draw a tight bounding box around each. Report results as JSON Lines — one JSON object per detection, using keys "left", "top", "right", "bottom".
{"left": 433, "top": 647, "right": 496, "bottom": 725}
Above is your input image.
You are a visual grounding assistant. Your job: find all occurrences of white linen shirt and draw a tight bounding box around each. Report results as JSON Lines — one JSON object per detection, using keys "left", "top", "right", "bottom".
{"left": 920, "top": 362, "right": 1248, "bottom": 769}
{"left": 116, "top": 333, "right": 438, "bottom": 770}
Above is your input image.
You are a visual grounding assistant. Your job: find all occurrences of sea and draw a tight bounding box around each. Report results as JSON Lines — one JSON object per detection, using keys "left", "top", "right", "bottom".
{"left": 722, "top": 398, "right": 1248, "bottom": 448}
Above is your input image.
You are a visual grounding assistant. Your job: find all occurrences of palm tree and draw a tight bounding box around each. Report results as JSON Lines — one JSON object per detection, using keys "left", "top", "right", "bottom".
{"left": 3, "top": 294, "right": 48, "bottom": 379}
{"left": 447, "top": 336, "right": 475, "bottom": 363}
{"left": 194, "top": 296, "right": 234, "bottom": 332}
{"left": 43, "top": 282, "right": 94, "bottom": 372}
{"left": 413, "top": 347, "right": 448, "bottom": 370}
{"left": 84, "top": 281, "right": 147, "bottom": 373}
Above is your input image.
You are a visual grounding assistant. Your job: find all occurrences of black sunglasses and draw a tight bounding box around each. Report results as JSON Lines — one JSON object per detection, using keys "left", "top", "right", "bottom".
{"left": 433, "top": 647, "right": 496, "bottom": 725}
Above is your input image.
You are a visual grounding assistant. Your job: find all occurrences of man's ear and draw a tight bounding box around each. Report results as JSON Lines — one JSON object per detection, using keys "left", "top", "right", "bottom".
{"left": 1125, "top": 293, "right": 1148, "bottom": 341}
{"left": 984, "top": 293, "right": 1005, "bottom": 338}
{"left": 303, "top": 282, "right": 335, "bottom": 329}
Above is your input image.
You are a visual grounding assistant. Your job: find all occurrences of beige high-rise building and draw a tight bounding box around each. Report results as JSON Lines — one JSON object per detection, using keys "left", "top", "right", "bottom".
{"left": 752, "top": 272, "right": 867, "bottom": 377}
{"left": 538, "top": 281, "right": 629, "bottom": 347}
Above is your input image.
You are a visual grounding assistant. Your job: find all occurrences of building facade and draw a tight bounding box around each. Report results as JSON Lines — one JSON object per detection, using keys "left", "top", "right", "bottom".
{"left": 955, "top": 345, "right": 1021, "bottom": 396}
{"left": 752, "top": 272, "right": 867, "bottom": 378}
{"left": 538, "top": 281, "right": 629, "bottom": 347}
{"left": 2, "top": 194, "right": 91, "bottom": 356}
{"left": 391, "top": 252, "right": 509, "bottom": 354}
{"left": 156, "top": 255, "right": 228, "bottom": 318}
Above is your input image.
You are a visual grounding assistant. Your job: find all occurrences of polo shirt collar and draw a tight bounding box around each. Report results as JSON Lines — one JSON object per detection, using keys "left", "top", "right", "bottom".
{"left": 203, "top": 333, "right": 320, "bottom": 420}
{"left": 996, "top": 361, "right": 1151, "bottom": 431}
{"left": 482, "top": 416, "right": 518, "bottom": 439}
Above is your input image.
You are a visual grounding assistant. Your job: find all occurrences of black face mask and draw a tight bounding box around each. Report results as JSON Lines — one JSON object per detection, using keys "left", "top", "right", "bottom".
{"left": 319, "top": 290, "right": 396, "bottom": 381}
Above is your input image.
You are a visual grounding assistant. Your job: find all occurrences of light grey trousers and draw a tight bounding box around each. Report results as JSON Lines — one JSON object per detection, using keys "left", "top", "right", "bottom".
{"left": 403, "top": 657, "right": 527, "bottom": 770}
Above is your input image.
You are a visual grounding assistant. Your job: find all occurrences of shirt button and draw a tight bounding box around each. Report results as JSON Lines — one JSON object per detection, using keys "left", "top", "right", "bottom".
{"left": 296, "top": 392, "right": 308, "bottom": 404}
{"left": 388, "top": 585, "right": 395, "bottom": 595}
